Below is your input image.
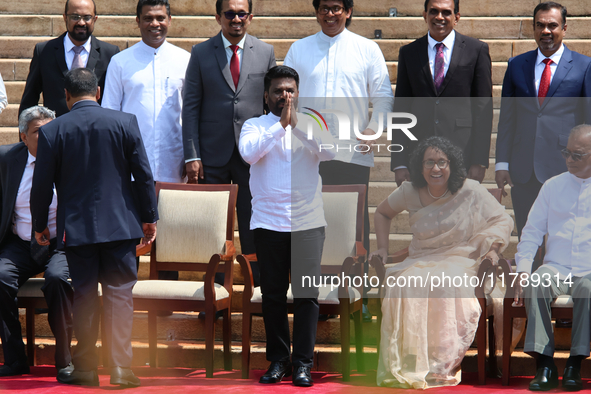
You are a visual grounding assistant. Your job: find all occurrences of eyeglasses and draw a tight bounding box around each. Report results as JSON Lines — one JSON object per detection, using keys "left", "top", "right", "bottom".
{"left": 223, "top": 11, "right": 251, "bottom": 20}
{"left": 561, "top": 148, "right": 590, "bottom": 161}
{"left": 423, "top": 159, "right": 450, "bottom": 169}
{"left": 67, "top": 14, "right": 94, "bottom": 22}
{"left": 318, "top": 6, "right": 345, "bottom": 15}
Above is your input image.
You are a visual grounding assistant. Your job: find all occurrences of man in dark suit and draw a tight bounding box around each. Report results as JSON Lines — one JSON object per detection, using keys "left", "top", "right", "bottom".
{"left": 182, "top": 0, "right": 276, "bottom": 288}
{"left": 391, "top": 0, "right": 493, "bottom": 186}
{"left": 19, "top": 0, "right": 120, "bottom": 117}
{"left": 495, "top": 1, "right": 591, "bottom": 238}
{"left": 30, "top": 68, "right": 158, "bottom": 388}
{"left": 0, "top": 106, "right": 73, "bottom": 377}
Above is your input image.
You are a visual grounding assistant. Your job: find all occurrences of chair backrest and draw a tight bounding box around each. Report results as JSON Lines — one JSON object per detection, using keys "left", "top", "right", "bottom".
{"left": 320, "top": 185, "right": 366, "bottom": 269}
{"left": 151, "top": 182, "right": 238, "bottom": 271}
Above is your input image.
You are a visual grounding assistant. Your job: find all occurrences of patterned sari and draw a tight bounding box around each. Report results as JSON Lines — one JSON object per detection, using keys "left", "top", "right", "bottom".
{"left": 377, "top": 180, "right": 513, "bottom": 389}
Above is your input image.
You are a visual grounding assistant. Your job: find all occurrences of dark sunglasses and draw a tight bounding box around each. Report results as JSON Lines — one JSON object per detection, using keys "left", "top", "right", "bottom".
{"left": 561, "top": 148, "right": 590, "bottom": 161}
{"left": 223, "top": 11, "right": 250, "bottom": 20}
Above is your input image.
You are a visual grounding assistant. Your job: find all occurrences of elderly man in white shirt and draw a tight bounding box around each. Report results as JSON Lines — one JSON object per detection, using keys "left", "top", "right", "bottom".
{"left": 102, "top": 0, "right": 190, "bottom": 184}
{"left": 239, "top": 66, "right": 335, "bottom": 387}
{"left": 284, "top": 0, "right": 393, "bottom": 321}
{"left": 513, "top": 124, "right": 591, "bottom": 392}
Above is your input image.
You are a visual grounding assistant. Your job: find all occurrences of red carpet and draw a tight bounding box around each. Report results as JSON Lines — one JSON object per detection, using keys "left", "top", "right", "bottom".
{"left": 0, "top": 367, "right": 586, "bottom": 392}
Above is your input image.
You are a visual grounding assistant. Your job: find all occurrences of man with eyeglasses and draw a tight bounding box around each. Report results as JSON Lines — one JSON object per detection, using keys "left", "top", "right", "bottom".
{"left": 496, "top": 1, "right": 591, "bottom": 238}
{"left": 284, "top": 0, "right": 393, "bottom": 324}
{"left": 182, "top": 0, "right": 276, "bottom": 291}
{"left": 512, "top": 124, "right": 591, "bottom": 392}
{"left": 19, "top": 0, "right": 119, "bottom": 118}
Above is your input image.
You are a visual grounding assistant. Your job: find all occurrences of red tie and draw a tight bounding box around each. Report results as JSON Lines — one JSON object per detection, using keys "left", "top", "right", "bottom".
{"left": 538, "top": 58, "right": 552, "bottom": 106}
{"left": 230, "top": 45, "right": 240, "bottom": 89}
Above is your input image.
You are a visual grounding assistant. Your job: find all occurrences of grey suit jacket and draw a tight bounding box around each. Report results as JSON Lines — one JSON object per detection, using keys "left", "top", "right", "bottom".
{"left": 182, "top": 32, "right": 276, "bottom": 167}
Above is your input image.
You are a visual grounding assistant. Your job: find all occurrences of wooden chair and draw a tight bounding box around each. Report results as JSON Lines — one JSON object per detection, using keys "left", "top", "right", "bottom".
{"left": 238, "top": 184, "right": 367, "bottom": 381}
{"left": 131, "top": 182, "right": 237, "bottom": 378}
{"left": 501, "top": 248, "right": 571, "bottom": 386}
{"left": 372, "top": 187, "right": 508, "bottom": 385}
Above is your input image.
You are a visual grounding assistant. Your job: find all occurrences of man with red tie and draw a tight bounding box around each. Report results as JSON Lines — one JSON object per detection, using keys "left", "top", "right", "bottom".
{"left": 182, "top": 0, "right": 276, "bottom": 289}
{"left": 495, "top": 1, "right": 591, "bottom": 238}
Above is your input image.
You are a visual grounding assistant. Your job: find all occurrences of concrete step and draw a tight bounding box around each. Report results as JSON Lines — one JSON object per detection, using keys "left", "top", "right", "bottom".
{"left": 3, "top": 15, "right": 591, "bottom": 41}
{"left": 370, "top": 233, "right": 518, "bottom": 259}
{"left": 3, "top": 0, "right": 589, "bottom": 17}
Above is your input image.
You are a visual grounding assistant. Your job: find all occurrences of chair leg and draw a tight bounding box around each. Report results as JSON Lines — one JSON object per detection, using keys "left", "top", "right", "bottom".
{"left": 148, "top": 311, "right": 157, "bottom": 368}
{"left": 223, "top": 308, "right": 232, "bottom": 371}
{"left": 376, "top": 301, "right": 382, "bottom": 360}
{"left": 242, "top": 311, "right": 252, "bottom": 379}
{"left": 477, "top": 298, "right": 486, "bottom": 385}
{"left": 353, "top": 308, "right": 364, "bottom": 373}
{"left": 488, "top": 315, "right": 498, "bottom": 377}
{"left": 502, "top": 304, "right": 513, "bottom": 386}
{"left": 26, "top": 307, "right": 35, "bottom": 366}
{"left": 205, "top": 308, "right": 215, "bottom": 378}
{"left": 339, "top": 303, "right": 350, "bottom": 381}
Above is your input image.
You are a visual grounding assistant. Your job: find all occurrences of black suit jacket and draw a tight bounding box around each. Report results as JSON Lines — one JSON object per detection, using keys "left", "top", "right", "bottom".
{"left": 182, "top": 32, "right": 276, "bottom": 167}
{"left": 0, "top": 143, "right": 28, "bottom": 244}
{"left": 19, "top": 33, "right": 120, "bottom": 117}
{"left": 30, "top": 101, "right": 158, "bottom": 249}
{"left": 391, "top": 32, "right": 493, "bottom": 170}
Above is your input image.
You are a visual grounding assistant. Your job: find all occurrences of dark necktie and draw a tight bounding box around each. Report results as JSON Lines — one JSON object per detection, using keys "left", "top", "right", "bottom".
{"left": 538, "top": 58, "right": 552, "bottom": 106}
{"left": 433, "top": 43, "right": 445, "bottom": 93}
{"left": 230, "top": 44, "right": 240, "bottom": 89}
{"left": 30, "top": 226, "right": 49, "bottom": 264}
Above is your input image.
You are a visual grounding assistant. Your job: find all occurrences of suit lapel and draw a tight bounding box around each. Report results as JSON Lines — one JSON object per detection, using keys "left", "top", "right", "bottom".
{"left": 236, "top": 34, "right": 254, "bottom": 95}
{"left": 7, "top": 146, "right": 28, "bottom": 215}
{"left": 214, "top": 32, "right": 236, "bottom": 93}
{"left": 542, "top": 46, "right": 573, "bottom": 109}
{"left": 54, "top": 33, "right": 69, "bottom": 77}
{"left": 523, "top": 50, "right": 537, "bottom": 98}
{"left": 86, "top": 35, "right": 100, "bottom": 72}
{"left": 438, "top": 33, "right": 464, "bottom": 96}
{"left": 418, "top": 36, "right": 437, "bottom": 96}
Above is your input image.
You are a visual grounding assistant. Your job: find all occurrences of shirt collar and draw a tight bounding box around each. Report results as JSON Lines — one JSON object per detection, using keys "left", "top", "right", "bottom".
{"left": 318, "top": 28, "right": 349, "bottom": 43}
{"left": 427, "top": 30, "right": 455, "bottom": 51}
{"left": 64, "top": 33, "right": 91, "bottom": 54}
{"left": 536, "top": 44, "right": 564, "bottom": 66}
{"left": 221, "top": 34, "right": 246, "bottom": 50}
{"left": 569, "top": 171, "right": 591, "bottom": 184}
{"left": 138, "top": 39, "right": 168, "bottom": 54}
{"left": 27, "top": 151, "right": 35, "bottom": 166}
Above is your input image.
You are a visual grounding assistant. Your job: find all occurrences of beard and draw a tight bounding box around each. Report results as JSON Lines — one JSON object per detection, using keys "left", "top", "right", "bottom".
{"left": 68, "top": 26, "right": 92, "bottom": 42}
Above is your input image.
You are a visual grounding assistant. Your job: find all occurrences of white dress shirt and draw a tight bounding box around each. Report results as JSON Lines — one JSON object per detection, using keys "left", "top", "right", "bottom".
{"left": 284, "top": 29, "right": 394, "bottom": 167}
{"left": 13, "top": 152, "right": 58, "bottom": 241}
{"left": 516, "top": 171, "right": 591, "bottom": 277}
{"left": 427, "top": 30, "right": 455, "bottom": 79}
{"left": 0, "top": 72, "right": 7, "bottom": 113}
{"left": 495, "top": 44, "right": 565, "bottom": 172}
{"left": 239, "top": 112, "right": 336, "bottom": 232}
{"left": 64, "top": 34, "right": 91, "bottom": 70}
{"left": 221, "top": 34, "right": 245, "bottom": 72}
{"left": 102, "top": 40, "right": 191, "bottom": 183}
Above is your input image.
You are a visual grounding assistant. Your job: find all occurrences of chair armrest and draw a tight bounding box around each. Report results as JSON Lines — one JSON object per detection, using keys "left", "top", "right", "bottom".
{"left": 135, "top": 243, "right": 151, "bottom": 257}
{"left": 354, "top": 241, "right": 367, "bottom": 259}
{"left": 203, "top": 254, "right": 224, "bottom": 302}
{"left": 220, "top": 240, "right": 236, "bottom": 261}
{"left": 236, "top": 254, "right": 254, "bottom": 305}
{"left": 368, "top": 255, "right": 386, "bottom": 288}
{"left": 387, "top": 247, "right": 409, "bottom": 264}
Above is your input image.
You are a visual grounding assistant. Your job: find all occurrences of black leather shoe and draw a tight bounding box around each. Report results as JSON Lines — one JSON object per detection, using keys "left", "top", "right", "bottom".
{"left": 562, "top": 366, "right": 583, "bottom": 391}
{"left": 57, "top": 368, "right": 99, "bottom": 386}
{"left": 110, "top": 366, "right": 140, "bottom": 387}
{"left": 259, "top": 361, "right": 292, "bottom": 383}
{"left": 198, "top": 310, "right": 224, "bottom": 320}
{"left": 529, "top": 366, "right": 559, "bottom": 391}
{"left": 292, "top": 366, "right": 313, "bottom": 387}
{"left": 0, "top": 360, "right": 29, "bottom": 377}
{"left": 56, "top": 362, "right": 74, "bottom": 376}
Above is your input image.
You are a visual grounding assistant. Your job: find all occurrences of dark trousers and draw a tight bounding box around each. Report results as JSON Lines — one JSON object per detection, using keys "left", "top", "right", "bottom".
{"left": 255, "top": 227, "right": 324, "bottom": 368}
{"left": 65, "top": 239, "right": 137, "bottom": 371}
{"left": 202, "top": 146, "right": 260, "bottom": 286}
{"left": 319, "top": 160, "right": 370, "bottom": 302}
{"left": 511, "top": 173, "right": 543, "bottom": 239}
{"left": 0, "top": 232, "right": 72, "bottom": 367}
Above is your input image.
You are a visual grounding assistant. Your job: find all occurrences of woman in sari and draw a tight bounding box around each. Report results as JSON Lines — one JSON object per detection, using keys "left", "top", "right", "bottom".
{"left": 372, "top": 137, "right": 513, "bottom": 389}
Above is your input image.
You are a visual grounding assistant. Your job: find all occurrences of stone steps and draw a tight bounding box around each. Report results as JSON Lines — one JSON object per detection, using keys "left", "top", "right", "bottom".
{"left": 1, "top": 0, "right": 590, "bottom": 17}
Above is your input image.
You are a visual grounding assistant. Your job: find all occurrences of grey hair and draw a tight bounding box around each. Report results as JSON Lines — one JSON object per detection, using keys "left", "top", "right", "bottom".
{"left": 18, "top": 106, "right": 55, "bottom": 135}
{"left": 569, "top": 124, "right": 591, "bottom": 140}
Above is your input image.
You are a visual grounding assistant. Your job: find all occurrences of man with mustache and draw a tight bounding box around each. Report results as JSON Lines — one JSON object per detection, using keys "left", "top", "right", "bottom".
{"left": 496, "top": 1, "right": 591, "bottom": 238}
{"left": 19, "top": 0, "right": 120, "bottom": 117}
{"left": 182, "top": 0, "right": 276, "bottom": 291}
